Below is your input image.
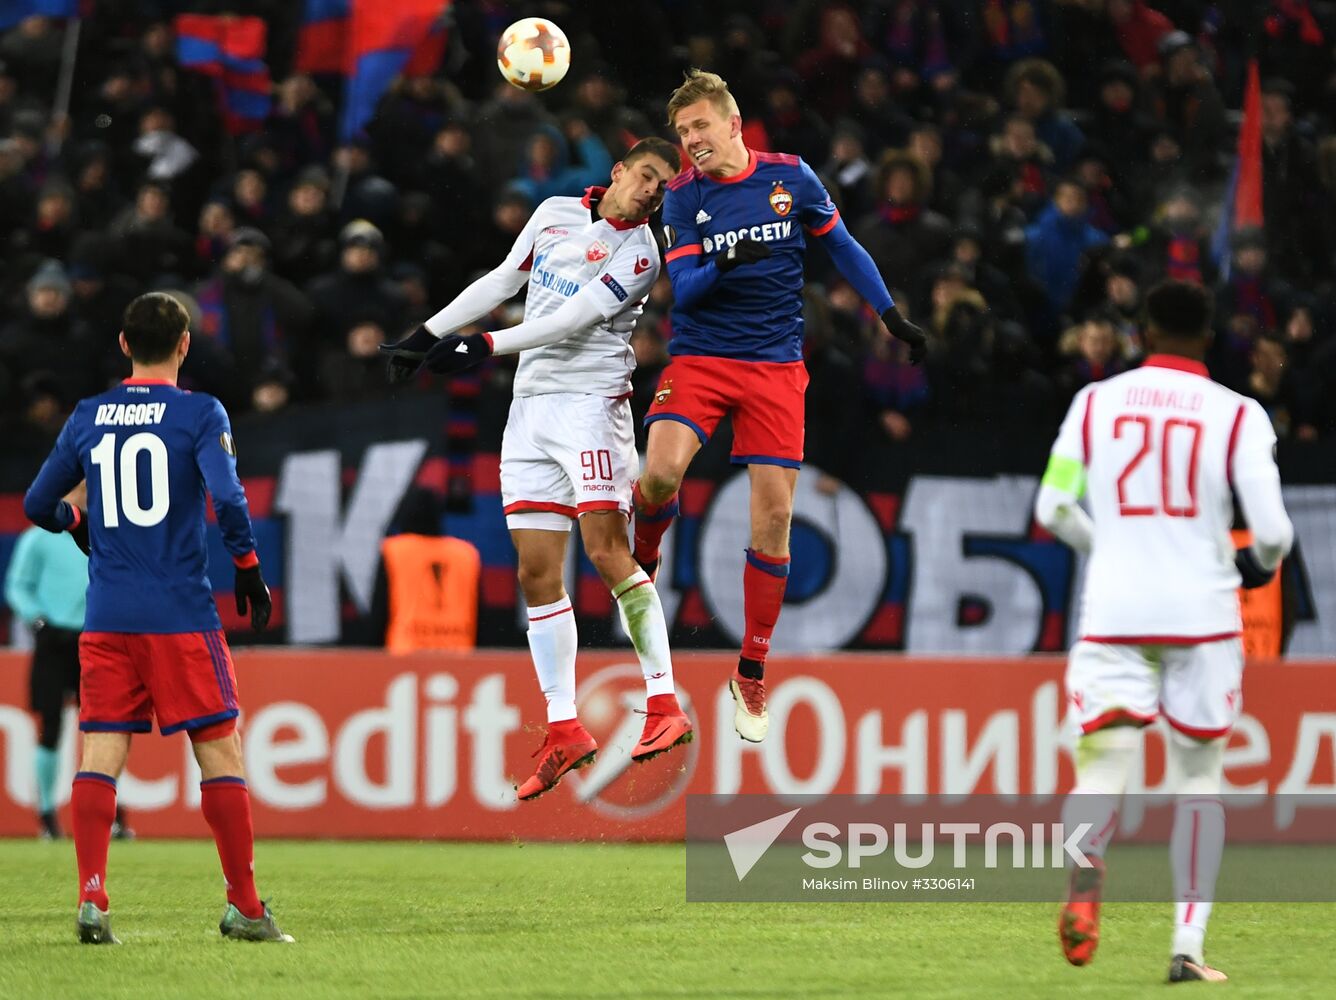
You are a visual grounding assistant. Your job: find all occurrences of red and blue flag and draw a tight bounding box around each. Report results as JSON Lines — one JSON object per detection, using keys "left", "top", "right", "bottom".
{"left": 0, "top": 0, "right": 81, "bottom": 30}
{"left": 294, "top": 0, "right": 349, "bottom": 75}
{"left": 1211, "top": 58, "right": 1264, "bottom": 275}
{"left": 174, "top": 13, "right": 273, "bottom": 135}
{"left": 339, "top": 0, "right": 450, "bottom": 142}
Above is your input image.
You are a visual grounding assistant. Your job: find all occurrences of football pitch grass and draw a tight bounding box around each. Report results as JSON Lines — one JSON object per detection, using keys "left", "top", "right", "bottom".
{"left": 1, "top": 839, "right": 1331, "bottom": 999}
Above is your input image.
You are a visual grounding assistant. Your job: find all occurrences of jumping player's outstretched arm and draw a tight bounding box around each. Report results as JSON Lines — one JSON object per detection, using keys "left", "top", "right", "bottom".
{"left": 422, "top": 240, "right": 659, "bottom": 372}
{"left": 1035, "top": 386, "right": 1096, "bottom": 553}
{"left": 23, "top": 415, "right": 85, "bottom": 535}
{"left": 380, "top": 205, "right": 548, "bottom": 380}
{"left": 421, "top": 216, "right": 543, "bottom": 338}
{"left": 797, "top": 161, "right": 925, "bottom": 361}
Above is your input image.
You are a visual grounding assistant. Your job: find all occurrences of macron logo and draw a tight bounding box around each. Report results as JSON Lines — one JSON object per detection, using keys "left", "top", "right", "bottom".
{"left": 723, "top": 808, "right": 801, "bottom": 881}
{"left": 696, "top": 209, "right": 712, "bottom": 224}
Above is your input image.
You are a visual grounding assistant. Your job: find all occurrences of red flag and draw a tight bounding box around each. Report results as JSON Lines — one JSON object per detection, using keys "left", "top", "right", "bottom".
{"left": 1234, "top": 58, "right": 1263, "bottom": 230}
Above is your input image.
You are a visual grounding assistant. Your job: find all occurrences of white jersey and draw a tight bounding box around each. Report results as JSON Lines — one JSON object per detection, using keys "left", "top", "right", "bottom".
{"left": 503, "top": 194, "right": 659, "bottom": 397}
{"left": 424, "top": 191, "right": 660, "bottom": 397}
{"left": 1042, "top": 355, "right": 1292, "bottom": 641}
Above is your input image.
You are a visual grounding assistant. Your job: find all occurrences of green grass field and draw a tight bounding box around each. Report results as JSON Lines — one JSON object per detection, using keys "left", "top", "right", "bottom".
{"left": 0, "top": 839, "right": 1330, "bottom": 999}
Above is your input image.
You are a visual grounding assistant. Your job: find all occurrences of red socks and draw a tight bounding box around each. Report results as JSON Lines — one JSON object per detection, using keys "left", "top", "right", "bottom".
{"left": 200, "top": 777, "right": 263, "bottom": 920}
{"left": 632, "top": 481, "right": 679, "bottom": 565}
{"left": 743, "top": 548, "right": 790, "bottom": 664}
{"left": 73, "top": 771, "right": 263, "bottom": 920}
{"left": 72, "top": 772, "right": 117, "bottom": 910}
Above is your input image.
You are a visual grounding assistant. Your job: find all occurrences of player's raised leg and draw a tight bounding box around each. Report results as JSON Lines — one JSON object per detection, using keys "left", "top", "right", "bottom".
{"left": 71, "top": 732, "right": 130, "bottom": 944}
{"left": 632, "top": 419, "right": 701, "bottom": 580}
{"left": 192, "top": 731, "right": 292, "bottom": 942}
{"left": 511, "top": 525, "right": 598, "bottom": 800}
{"left": 579, "top": 510, "right": 691, "bottom": 762}
{"left": 729, "top": 463, "right": 797, "bottom": 743}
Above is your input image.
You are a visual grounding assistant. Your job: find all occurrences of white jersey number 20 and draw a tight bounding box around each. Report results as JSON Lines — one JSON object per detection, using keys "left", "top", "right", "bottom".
{"left": 1113, "top": 414, "right": 1203, "bottom": 518}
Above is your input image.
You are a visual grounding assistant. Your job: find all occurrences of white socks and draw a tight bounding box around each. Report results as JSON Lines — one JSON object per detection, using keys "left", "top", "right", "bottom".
{"left": 525, "top": 596, "right": 577, "bottom": 722}
{"left": 526, "top": 575, "right": 673, "bottom": 723}
{"left": 1168, "top": 732, "right": 1227, "bottom": 963}
{"left": 1062, "top": 725, "right": 1141, "bottom": 861}
{"left": 612, "top": 570, "right": 675, "bottom": 698}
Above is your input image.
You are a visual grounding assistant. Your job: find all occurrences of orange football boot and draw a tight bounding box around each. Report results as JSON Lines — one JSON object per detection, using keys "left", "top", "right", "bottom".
{"left": 631, "top": 693, "right": 694, "bottom": 763}
{"left": 517, "top": 720, "right": 598, "bottom": 801}
{"left": 1059, "top": 855, "right": 1106, "bottom": 966}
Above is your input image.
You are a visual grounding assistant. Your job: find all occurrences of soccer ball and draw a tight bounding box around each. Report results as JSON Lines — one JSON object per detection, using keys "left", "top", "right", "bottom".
{"left": 496, "top": 17, "right": 571, "bottom": 92}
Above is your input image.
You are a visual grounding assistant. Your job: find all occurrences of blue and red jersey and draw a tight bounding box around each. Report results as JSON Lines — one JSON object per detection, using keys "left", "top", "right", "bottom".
{"left": 23, "top": 380, "right": 258, "bottom": 634}
{"left": 661, "top": 148, "right": 894, "bottom": 363}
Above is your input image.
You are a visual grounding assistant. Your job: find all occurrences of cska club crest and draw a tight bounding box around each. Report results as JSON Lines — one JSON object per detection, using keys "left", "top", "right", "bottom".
{"left": 769, "top": 181, "right": 793, "bottom": 217}
{"left": 654, "top": 380, "right": 673, "bottom": 405}
{"left": 586, "top": 239, "right": 611, "bottom": 263}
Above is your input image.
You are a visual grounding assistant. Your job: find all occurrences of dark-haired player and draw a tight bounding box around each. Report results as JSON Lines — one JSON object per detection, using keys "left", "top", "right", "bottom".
{"left": 1035, "top": 281, "right": 1292, "bottom": 982}
{"left": 380, "top": 138, "right": 693, "bottom": 800}
{"left": 23, "top": 292, "right": 290, "bottom": 944}
{"left": 632, "top": 70, "right": 926, "bottom": 743}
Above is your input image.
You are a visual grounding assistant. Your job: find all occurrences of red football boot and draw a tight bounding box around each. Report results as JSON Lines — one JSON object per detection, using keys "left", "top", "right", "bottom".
{"left": 1059, "top": 855, "right": 1106, "bottom": 966}
{"left": 631, "top": 693, "right": 694, "bottom": 763}
{"left": 517, "top": 720, "right": 598, "bottom": 802}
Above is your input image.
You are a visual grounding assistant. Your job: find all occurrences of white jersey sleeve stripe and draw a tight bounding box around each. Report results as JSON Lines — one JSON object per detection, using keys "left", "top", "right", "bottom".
{"left": 1081, "top": 388, "right": 1095, "bottom": 465}
{"left": 1225, "top": 402, "right": 1246, "bottom": 488}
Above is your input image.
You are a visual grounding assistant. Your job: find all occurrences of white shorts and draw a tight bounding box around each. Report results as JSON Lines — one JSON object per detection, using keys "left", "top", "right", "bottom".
{"left": 1066, "top": 638, "right": 1244, "bottom": 740}
{"left": 500, "top": 393, "right": 638, "bottom": 532}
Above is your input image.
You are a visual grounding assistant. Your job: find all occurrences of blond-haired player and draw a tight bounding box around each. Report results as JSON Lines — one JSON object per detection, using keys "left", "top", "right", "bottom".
{"left": 631, "top": 70, "right": 926, "bottom": 742}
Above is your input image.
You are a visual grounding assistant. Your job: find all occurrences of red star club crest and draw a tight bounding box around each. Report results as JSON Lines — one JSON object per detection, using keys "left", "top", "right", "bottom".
{"left": 586, "top": 240, "right": 610, "bottom": 263}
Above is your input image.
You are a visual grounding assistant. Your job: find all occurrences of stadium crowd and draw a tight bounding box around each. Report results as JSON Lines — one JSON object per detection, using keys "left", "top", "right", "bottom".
{"left": 3, "top": 1, "right": 1336, "bottom": 483}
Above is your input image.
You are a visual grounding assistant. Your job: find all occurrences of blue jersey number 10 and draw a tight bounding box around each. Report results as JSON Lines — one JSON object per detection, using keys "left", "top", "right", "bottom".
{"left": 89, "top": 431, "right": 171, "bottom": 528}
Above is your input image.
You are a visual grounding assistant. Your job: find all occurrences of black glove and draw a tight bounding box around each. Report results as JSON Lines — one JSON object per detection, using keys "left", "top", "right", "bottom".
{"left": 881, "top": 306, "right": 928, "bottom": 365}
{"left": 378, "top": 324, "right": 438, "bottom": 383}
{"left": 235, "top": 565, "right": 273, "bottom": 631}
{"left": 68, "top": 506, "right": 90, "bottom": 556}
{"left": 424, "top": 332, "right": 493, "bottom": 375}
{"left": 716, "top": 238, "right": 771, "bottom": 273}
{"left": 1235, "top": 546, "right": 1276, "bottom": 590}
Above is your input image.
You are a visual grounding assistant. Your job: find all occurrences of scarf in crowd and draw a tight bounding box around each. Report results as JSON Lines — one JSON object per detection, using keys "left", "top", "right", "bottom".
{"left": 863, "top": 352, "right": 930, "bottom": 411}
{"left": 1231, "top": 274, "right": 1277, "bottom": 331}
{"left": 981, "top": 0, "right": 1046, "bottom": 60}
{"left": 1166, "top": 236, "right": 1203, "bottom": 284}
{"left": 195, "top": 276, "right": 282, "bottom": 353}
{"left": 879, "top": 202, "right": 922, "bottom": 226}
{"left": 883, "top": 2, "right": 952, "bottom": 78}
{"left": 1265, "top": 1, "right": 1325, "bottom": 46}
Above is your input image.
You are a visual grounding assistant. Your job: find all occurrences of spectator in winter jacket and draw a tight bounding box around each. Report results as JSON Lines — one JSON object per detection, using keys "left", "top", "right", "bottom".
{"left": 1024, "top": 178, "right": 1109, "bottom": 328}
{"left": 1107, "top": 0, "right": 1175, "bottom": 73}
{"left": 510, "top": 119, "right": 613, "bottom": 205}
{"left": 854, "top": 150, "right": 953, "bottom": 303}
{"left": 191, "top": 227, "right": 313, "bottom": 412}
{"left": 1005, "top": 59, "right": 1085, "bottom": 172}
